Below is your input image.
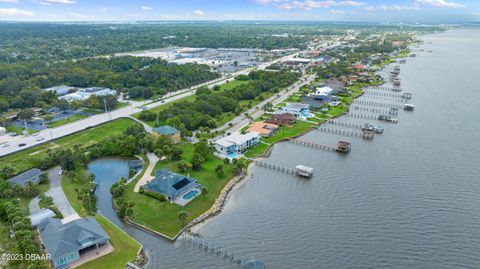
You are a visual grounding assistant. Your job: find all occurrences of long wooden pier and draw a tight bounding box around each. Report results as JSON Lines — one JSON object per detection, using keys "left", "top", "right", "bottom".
{"left": 314, "top": 127, "right": 374, "bottom": 140}
{"left": 327, "top": 119, "right": 364, "bottom": 129}
{"left": 366, "top": 85, "right": 403, "bottom": 92}
{"left": 352, "top": 100, "right": 404, "bottom": 109}
{"left": 287, "top": 138, "right": 337, "bottom": 152}
{"left": 182, "top": 234, "right": 250, "bottom": 267}
{"left": 345, "top": 112, "right": 378, "bottom": 120}
{"left": 254, "top": 160, "right": 296, "bottom": 175}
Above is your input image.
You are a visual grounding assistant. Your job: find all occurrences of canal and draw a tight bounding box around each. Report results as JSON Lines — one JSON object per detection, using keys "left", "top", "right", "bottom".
{"left": 91, "top": 28, "right": 480, "bottom": 268}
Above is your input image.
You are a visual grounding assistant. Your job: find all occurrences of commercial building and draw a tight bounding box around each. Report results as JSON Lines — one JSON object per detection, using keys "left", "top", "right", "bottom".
{"left": 43, "top": 86, "right": 76, "bottom": 96}
{"left": 7, "top": 168, "right": 42, "bottom": 187}
{"left": 38, "top": 217, "right": 110, "bottom": 268}
{"left": 214, "top": 132, "right": 260, "bottom": 158}
{"left": 59, "top": 87, "right": 117, "bottom": 102}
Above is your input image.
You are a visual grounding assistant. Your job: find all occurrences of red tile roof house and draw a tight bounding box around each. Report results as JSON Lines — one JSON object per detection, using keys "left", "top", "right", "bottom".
{"left": 266, "top": 113, "right": 296, "bottom": 126}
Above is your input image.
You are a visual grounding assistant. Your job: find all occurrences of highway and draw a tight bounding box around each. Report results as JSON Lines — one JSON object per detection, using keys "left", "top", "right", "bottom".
{"left": 0, "top": 51, "right": 303, "bottom": 157}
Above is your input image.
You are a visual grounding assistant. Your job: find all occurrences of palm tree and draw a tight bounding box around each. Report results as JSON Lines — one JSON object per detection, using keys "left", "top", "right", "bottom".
{"left": 178, "top": 211, "right": 188, "bottom": 225}
{"left": 201, "top": 187, "right": 208, "bottom": 198}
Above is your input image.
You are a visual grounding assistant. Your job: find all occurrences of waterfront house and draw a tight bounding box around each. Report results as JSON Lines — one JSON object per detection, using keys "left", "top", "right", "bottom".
{"left": 153, "top": 125, "right": 181, "bottom": 143}
{"left": 141, "top": 169, "right": 201, "bottom": 205}
{"left": 247, "top": 122, "right": 279, "bottom": 137}
{"left": 214, "top": 132, "right": 260, "bottom": 158}
{"left": 266, "top": 113, "right": 295, "bottom": 126}
{"left": 38, "top": 217, "right": 110, "bottom": 268}
{"left": 275, "top": 102, "right": 310, "bottom": 118}
{"left": 7, "top": 168, "right": 42, "bottom": 187}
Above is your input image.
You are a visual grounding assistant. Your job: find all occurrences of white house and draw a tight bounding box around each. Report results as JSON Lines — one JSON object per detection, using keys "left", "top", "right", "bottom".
{"left": 313, "top": 86, "right": 335, "bottom": 96}
{"left": 215, "top": 132, "right": 260, "bottom": 158}
{"left": 275, "top": 102, "right": 310, "bottom": 118}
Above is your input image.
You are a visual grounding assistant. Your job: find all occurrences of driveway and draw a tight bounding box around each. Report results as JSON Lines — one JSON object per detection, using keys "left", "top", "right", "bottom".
{"left": 133, "top": 152, "right": 159, "bottom": 192}
{"left": 45, "top": 166, "right": 77, "bottom": 218}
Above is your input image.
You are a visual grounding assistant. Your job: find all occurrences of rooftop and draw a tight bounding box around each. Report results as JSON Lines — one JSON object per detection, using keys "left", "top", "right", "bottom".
{"left": 143, "top": 169, "right": 197, "bottom": 197}
{"left": 247, "top": 122, "right": 278, "bottom": 136}
{"left": 216, "top": 132, "right": 259, "bottom": 147}
{"left": 38, "top": 217, "right": 109, "bottom": 261}
{"left": 8, "top": 168, "right": 42, "bottom": 186}
{"left": 153, "top": 125, "right": 180, "bottom": 136}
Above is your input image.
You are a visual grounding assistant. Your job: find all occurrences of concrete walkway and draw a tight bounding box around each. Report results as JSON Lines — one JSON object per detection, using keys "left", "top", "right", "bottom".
{"left": 133, "top": 152, "right": 159, "bottom": 192}
{"left": 28, "top": 196, "right": 41, "bottom": 215}
{"left": 45, "top": 166, "right": 77, "bottom": 218}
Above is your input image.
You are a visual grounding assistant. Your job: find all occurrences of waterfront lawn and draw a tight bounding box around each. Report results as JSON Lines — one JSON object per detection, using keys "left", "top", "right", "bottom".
{"left": 76, "top": 215, "right": 141, "bottom": 269}
{"left": 244, "top": 121, "right": 316, "bottom": 158}
{"left": 0, "top": 118, "right": 136, "bottom": 174}
{"left": 124, "top": 141, "right": 234, "bottom": 238}
{"left": 61, "top": 168, "right": 91, "bottom": 217}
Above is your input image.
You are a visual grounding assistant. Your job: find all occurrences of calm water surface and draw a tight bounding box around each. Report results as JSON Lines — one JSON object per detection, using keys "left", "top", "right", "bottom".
{"left": 91, "top": 28, "right": 480, "bottom": 269}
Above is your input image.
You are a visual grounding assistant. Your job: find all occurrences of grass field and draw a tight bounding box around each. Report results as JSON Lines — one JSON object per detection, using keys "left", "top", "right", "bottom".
{"left": 124, "top": 141, "right": 234, "bottom": 238}
{"left": 0, "top": 118, "right": 136, "bottom": 174}
{"left": 61, "top": 168, "right": 91, "bottom": 217}
{"left": 46, "top": 114, "right": 88, "bottom": 128}
{"left": 76, "top": 215, "right": 141, "bottom": 269}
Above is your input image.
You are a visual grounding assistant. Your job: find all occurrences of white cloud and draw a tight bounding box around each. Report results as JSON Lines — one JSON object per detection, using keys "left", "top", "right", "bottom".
{"left": 0, "top": 8, "right": 35, "bottom": 17}
{"left": 193, "top": 9, "right": 206, "bottom": 16}
{"left": 255, "top": 0, "right": 287, "bottom": 4}
{"left": 39, "top": 0, "right": 76, "bottom": 5}
{"left": 140, "top": 6, "right": 152, "bottom": 11}
{"left": 330, "top": 9, "right": 346, "bottom": 14}
{"left": 364, "top": 5, "right": 421, "bottom": 12}
{"left": 68, "top": 12, "right": 89, "bottom": 19}
{"left": 274, "top": 0, "right": 366, "bottom": 10}
{"left": 0, "top": 0, "right": 19, "bottom": 3}
{"left": 413, "top": 0, "right": 466, "bottom": 8}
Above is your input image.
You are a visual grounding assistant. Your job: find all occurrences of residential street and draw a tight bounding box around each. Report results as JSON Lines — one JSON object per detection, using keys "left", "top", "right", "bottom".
{"left": 212, "top": 74, "right": 316, "bottom": 141}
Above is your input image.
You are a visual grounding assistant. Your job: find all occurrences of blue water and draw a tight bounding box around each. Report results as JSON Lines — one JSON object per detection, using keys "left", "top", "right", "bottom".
{"left": 183, "top": 190, "right": 199, "bottom": 200}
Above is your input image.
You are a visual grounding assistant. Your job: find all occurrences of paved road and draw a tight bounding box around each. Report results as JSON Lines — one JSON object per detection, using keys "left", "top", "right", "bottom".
{"left": 0, "top": 51, "right": 304, "bottom": 157}
{"left": 212, "top": 74, "right": 316, "bottom": 141}
{"left": 45, "top": 166, "right": 77, "bottom": 218}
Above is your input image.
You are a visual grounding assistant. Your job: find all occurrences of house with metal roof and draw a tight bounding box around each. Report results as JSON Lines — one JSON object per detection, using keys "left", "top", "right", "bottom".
{"left": 38, "top": 216, "right": 110, "bottom": 268}
{"left": 141, "top": 169, "right": 202, "bottom": 206}
{"left": 153, "top": 125, "right": 181, "bottom": 143}
{"left": 7, "top": 168, "right": 42, "bottom": 187}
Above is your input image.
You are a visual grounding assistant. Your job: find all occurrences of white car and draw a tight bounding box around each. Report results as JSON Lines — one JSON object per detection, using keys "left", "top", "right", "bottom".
{"left": 36, "top": 137, "right": 45, "bottom": 142}
{"left": 1, "top": 143, "right": 9, "bottom": 148}
{"left": 59, "top": 170, "right": 63, "bottom": 175}
{"left": 33, "top": 133, "right": 39, "bottom": 137}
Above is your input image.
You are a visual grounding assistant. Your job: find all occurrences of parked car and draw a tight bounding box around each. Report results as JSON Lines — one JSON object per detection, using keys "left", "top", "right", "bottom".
{"left": 59, "top": 169, "right": 63, "bottom": 175}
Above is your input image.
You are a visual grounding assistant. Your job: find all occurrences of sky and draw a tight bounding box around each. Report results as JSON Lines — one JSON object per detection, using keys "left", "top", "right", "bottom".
{"left": 0, "top": 0, "right": 479, "bottom": 22}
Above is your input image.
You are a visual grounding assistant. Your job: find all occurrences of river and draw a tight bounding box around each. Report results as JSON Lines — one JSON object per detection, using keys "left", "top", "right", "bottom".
{"left": 91, "top": 28, "right": 480, "bottom": 269}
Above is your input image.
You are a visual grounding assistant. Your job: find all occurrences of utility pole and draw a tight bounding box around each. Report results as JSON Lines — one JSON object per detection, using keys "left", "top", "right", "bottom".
{"left": 103, "top": 98, "right": 110, "bottom": 120}
{"left": 49, "top": 128, "right": 53, "bottom": 140}
{"left": 23, "top": 119, "right": 29, "bottom": 135}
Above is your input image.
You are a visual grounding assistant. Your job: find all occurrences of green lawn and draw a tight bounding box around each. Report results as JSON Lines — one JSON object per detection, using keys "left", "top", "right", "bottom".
{"left": 46, "top": 114, "right": 88, "bottom": 128}
{"left": 61, "top": 169, "right": 90, "bottom": 217}
{"left": 0, "top": 118, "right": 136, "bottom": 174}
{"left": 76, "top": 215, "right": 141, "bottom": 269}
{"left": 124, "top": 141, "right": 235, "bottom": 238}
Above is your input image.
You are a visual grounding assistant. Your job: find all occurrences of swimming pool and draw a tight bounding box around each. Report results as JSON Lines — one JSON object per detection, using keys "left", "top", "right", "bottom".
{"left": 183, "top": 189, "right": 199, "bottom": 200}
